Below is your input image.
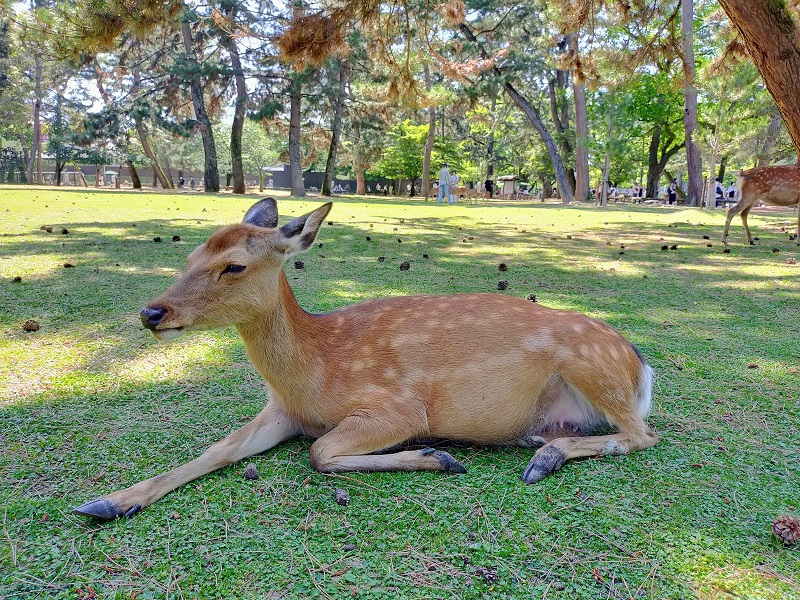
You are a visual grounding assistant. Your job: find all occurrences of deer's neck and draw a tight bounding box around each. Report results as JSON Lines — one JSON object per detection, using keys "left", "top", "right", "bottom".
{"left": 235, "top": 271, "right": 321, "bottom": 398}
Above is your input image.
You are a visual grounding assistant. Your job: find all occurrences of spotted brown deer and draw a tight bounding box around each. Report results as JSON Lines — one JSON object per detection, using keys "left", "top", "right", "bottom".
{"left": 74, "top": 198, "right": 658, "bottom": 520}
{"left": 722, "top": 165, "right": 800, "bottom": 245}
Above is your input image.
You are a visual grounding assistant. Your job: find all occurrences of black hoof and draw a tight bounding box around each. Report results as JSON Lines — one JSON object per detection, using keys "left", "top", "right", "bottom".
{"left": 422, "top": 447, "right": 467, "bottom": 474}
{"left": 521, "top": 446, "right": 566, "bottom": 484}
{"left": 73, "top": 498, "right": 128, "bottom": 520}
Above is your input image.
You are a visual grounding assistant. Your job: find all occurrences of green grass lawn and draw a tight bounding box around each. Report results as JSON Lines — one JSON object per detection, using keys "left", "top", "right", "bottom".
{"left": 1, "top": 185, "right": 798, "bottom": 599}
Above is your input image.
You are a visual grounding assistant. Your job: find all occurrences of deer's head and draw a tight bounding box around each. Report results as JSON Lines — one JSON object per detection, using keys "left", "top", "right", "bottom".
{"left": 140, "top": 198, "right": 331, "bottom": 340}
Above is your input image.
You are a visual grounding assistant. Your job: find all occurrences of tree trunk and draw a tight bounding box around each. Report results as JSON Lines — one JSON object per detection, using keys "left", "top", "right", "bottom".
{"left": 486, "top": 95, "right": 497, "bottom": 184}
{"left": 135, "top": 122, "right": 170, "bottom": 188}
{"left": 682, "top": 0, "right": 703, "bottom": 206}
{"left": 600, "top": 109, "right": 612, "bottom": 206}
{"left": 19, "top": 133, "right": 29, "bottom": 183}
{"left": 648, "top": 129, "right": 685, "bottom": 197}
{"left": 356, "top": 170, "right": 365, "bottom": 195}
{"left": 570, "top": 32, "right": 589, "bottom": 202}
{"left": 353, "top": 122, "right": 366, "bottom": 194}
{"left": 547, "top": 61, "right": 576, "bottom": 193}
{"left": 36, "top": 131, "right": 43, "bottom": 185}
{"left": 757, "top": 107, "right": 782, "bottom": 166}
{"left": 164, "top": 156, "right": 174, "bottom": 188}
{"left": 705, "top": 153, "right": 717, "bottom": 210}
{"left": 322, "top": 62, "right": 348, "bottom": 196}
{"left": 221, "top": 24, "right": 247, "bottom": 195}
{"left": 27, "top": 55, "right": 42, "bottom": 185}
{"left": 182, "top": 19, "right": 220, "bottom": 193}
{"left": 539, "top": 175, "right": 553, "bottom": 199}
{"left": 289, "top": 73, "right": 305, "bottom": 197}
{"left": 458, "top": 22, "right": 573, "bottom": 203}
{"left": 133, "top": 68, "right": 172, "bottom": 189}
{"left": 646, "top": 125, "right": 662, "bottom": 199}
{"left": 718, "top": 0, "right": 800, "bottom": 160}
{"left": 127, "top": 160, "right": 142, "bottom": 189}
{"left": 422, "top": 65, "right": 436, "bottom": 199}
{"left": 71, "top": 164, "right": 88, "bottom": 187}
{"left": 503, "top": 82, "right": 574, "bottom": 204}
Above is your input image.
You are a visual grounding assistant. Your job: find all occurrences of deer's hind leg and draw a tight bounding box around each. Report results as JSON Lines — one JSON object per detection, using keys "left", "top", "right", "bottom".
{"left": 521, "top": 422, "right": 658, "bottom": 483}
{"left": 740, "top": 205, "right": 756, "bottom": 245}
{"left": 520, "top": 367, "right": 657, "bottom": 484}
{"left": 723, "top": 200, "right": 748, "bottom": 244}
{"left": 309, "top": 400, "right": 466, "bottom": 474}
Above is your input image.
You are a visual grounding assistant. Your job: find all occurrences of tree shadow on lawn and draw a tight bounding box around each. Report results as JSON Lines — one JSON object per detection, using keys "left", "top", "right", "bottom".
{"left": 3, "top": 208, "right": 798, "bottom": 384}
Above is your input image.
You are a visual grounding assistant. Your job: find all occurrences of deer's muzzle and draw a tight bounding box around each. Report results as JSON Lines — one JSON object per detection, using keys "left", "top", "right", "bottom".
{"left": 141, "top": 306, "right": 168, "bottom": 330}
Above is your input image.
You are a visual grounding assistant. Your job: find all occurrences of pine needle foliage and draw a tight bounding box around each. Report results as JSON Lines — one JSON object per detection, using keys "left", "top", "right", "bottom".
{"left": 54, "top": 0, "right": 183, "bottom": 60}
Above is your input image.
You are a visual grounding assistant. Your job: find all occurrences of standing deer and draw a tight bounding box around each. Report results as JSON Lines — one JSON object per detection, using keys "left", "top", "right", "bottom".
{"left": 722, "top": 165, "right": 800, "bottom": 245}
{"left": 74, "top": 198, "right": 658, "bottom": 520}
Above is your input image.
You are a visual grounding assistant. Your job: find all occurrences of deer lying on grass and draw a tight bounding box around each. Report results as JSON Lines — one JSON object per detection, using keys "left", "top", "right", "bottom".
{"left": 74, "top": 198, "right": 658, "bottom": 520}
{"left": 722, "top": 165, "right": 800, "bottom": 245}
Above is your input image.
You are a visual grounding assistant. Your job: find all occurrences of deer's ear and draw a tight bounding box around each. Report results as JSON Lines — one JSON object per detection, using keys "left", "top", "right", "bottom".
{"left": 280, "top": 203, "right": 332, "bottom": 256}
{"left": 243, "top": 197, "right": 279, "bottom": 229}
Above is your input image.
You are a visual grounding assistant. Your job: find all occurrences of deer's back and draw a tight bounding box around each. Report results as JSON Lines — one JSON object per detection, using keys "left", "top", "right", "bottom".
{"left": 740, "top": 166, "right": 800, "bottom": 206}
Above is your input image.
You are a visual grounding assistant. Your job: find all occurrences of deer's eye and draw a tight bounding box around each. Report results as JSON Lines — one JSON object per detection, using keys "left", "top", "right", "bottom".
{"left": 221, "top": 264, "right": 246, "bottom": 276}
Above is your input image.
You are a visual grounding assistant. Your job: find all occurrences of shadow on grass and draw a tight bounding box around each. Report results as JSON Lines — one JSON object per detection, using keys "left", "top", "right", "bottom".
{"left": 3, "top": 198, "right": 799, "bottom": 376}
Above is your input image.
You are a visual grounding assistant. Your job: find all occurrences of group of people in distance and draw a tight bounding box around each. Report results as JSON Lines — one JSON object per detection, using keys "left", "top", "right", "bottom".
{"left": 367, "top": 183, "right": 393, "bottom": 195}
{"left": 667, "top": 177, "right": 737, "bottom": 206}
{"left": 435, "top": 162, "right": 460, "bottom": 204}
{"left": 593, "top": 181, "right": 644, "bottom": 202}
{"left": 330, "top": 181, "right": 351, "bottom": 193}
{"left": 714, "top": 177, "right": 738, "bottom": 207}
{"left": 177, "top": 176, "right": 196, "bottom": 190}
{"left": 592, "top": 178, "right": 738, "bottom": 207}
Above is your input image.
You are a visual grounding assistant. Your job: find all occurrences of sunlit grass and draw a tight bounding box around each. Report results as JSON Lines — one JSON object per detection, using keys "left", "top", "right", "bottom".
{"left": 1, "top": 185, "right": 798, "bottom": 598}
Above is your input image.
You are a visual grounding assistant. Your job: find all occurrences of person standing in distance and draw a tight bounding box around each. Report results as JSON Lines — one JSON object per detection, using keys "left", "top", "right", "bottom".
{"left": 449, "top": 169, "right": 459, "bottom": 203}
{"left": 437, "top": 163, "right": 451, "bottom": 204}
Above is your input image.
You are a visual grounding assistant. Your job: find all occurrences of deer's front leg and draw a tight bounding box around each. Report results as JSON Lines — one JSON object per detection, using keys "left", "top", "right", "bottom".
{"left": 308, "top": 401, "right": 466, "bottom": 475}
{"left": 73, "top": 401, "right": 300, "bottom": 520}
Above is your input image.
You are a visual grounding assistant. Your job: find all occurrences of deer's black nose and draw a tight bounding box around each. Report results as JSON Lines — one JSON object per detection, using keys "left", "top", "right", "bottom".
{"left": 141, "top": 307, "right": 168, "bottom": 330}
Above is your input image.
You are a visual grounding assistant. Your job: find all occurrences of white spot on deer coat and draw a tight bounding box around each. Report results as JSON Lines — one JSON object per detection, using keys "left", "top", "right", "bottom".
{"left": 524, "top": 331, "right": 554, "bottom": 351}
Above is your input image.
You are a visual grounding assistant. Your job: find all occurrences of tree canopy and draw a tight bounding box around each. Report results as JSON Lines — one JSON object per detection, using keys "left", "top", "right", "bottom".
{"left": 1, "top": 0, "right": 798, "bottom": 196}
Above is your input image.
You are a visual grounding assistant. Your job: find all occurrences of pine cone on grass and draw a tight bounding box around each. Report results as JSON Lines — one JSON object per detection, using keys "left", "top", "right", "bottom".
{"left": 773, "top": 515, "right": 800, "bottom": 546}
{"left": 243, "top": 463, "right": 259, "bottom": 480}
